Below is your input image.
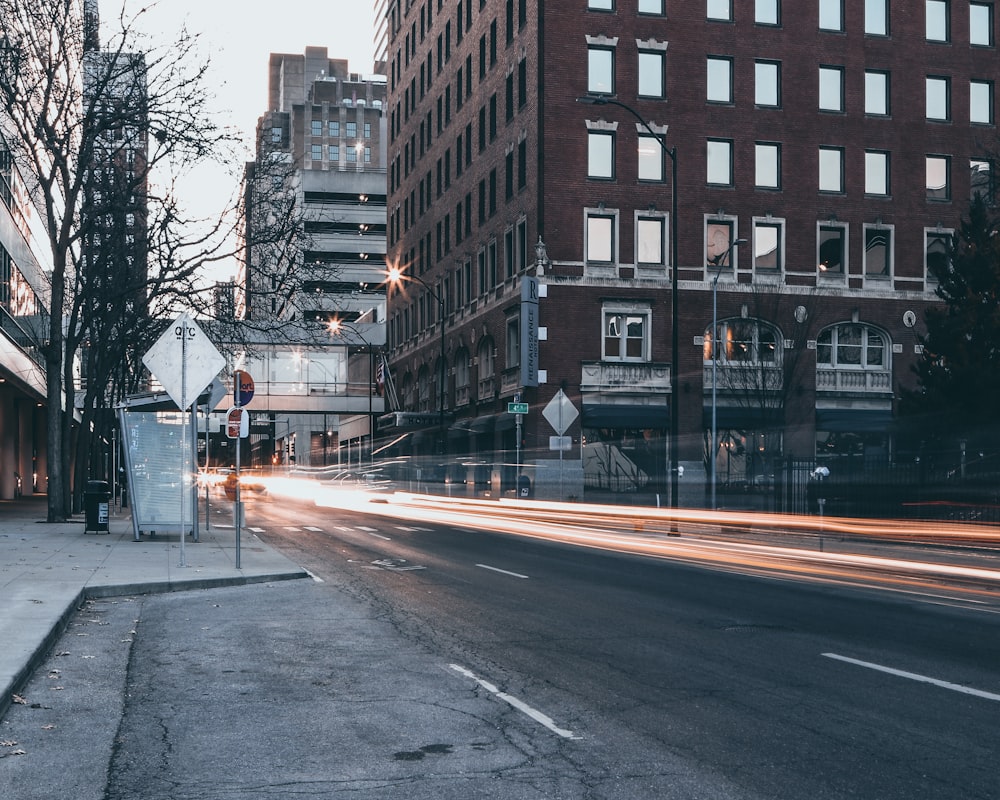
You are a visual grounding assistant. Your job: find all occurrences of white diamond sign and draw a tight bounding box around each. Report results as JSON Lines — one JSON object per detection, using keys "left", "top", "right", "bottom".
{"left": 142, "top": 312, "right": 226, "bottom": 411}
{"left": 542, "top": 389, "right": 578, "bottom": 436}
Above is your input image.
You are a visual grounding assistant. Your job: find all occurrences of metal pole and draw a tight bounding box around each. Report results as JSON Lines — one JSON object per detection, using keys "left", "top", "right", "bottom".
{"left": 439, "top": 296, "right": 445, "bottom": 453}
{"left": 669, "top": 145, "right": 679, "bottom": 510}
{"left": 711, "top": 271, "right": 719, "bottom": 511}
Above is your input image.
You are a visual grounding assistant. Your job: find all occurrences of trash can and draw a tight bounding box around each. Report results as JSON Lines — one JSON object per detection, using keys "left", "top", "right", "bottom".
{"left": 84, "top": 480, "right": 111, "bottom": 534}
{"left": 517, "top": 475, "right": 532, "bottom": 499}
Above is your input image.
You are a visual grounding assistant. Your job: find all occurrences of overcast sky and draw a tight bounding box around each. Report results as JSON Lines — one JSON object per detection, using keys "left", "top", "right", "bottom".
{"left": 110, "top": 1, "right": 379, "bottom": 280}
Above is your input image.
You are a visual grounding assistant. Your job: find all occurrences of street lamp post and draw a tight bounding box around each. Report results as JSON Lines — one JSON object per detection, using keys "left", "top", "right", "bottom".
{"left": 709, "top": 238, "right": 747, "bottom": 510}
{"left": 386, "top": 266, "right": 447, "bottom": 453}
{"left": 577, "top": 95, "right": 680, "bottom": 507}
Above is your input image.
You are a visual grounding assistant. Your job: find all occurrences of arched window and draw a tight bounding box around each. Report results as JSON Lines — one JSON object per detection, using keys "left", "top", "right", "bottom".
{"left": 454, "top": 347, "right": 471, "bottom": 388}
{"left": 704, "top": 318, "right": 780, "bottom": 365}
{"left": 816, "top": 323, "right": 887, "bottom": 369}
{"left": 477, "top": 337, "right": 495, "bottom": 378}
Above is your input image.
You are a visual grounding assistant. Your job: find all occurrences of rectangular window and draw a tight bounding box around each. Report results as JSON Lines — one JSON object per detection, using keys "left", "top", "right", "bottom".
{"left": 753, "top": 219, "right": 783, "bottom": 272}
{"left": 864, "top": 225, "right": 892, "bottom": 278}
{"left": 971, "top": 158, "right": 994, "bottom": 203}
{"left": 819, "top": 147, "right": 844, "bottom": 192}
{"left": 587, "top": 213, "right": 615, "bottom": 263}
{"left": 865, "top": 70, "right": 890, "bottom": 115}
{"left": 311, "top": 143, "right": 323, "bottom": 161}
{"left": 755, "top": 142, "right": 781, "bottom": 189}
{"left": 865, "top": 150, "right": 889, "bottom": 195}
{"left": 638, "top": 51, "right": 665, "bottom": 99}
{"left": 639, "top": 0, "right": 665, "bottom": 14}
{"left": 818, "top": 224, "right": 846, "bottom": 274}
{"left": 707, "top": 0, "right": 733, "bottom": 21}
{"left": 638, "top": 134, "right": 664, "bottom": 181}
{"left": 637, "top": 216, "right": 665, "bottom": 265}
{"left": 346, "top": 121, "right": 357, "bottom": 138}
{"left": 707, "top": 57, "right": 733, "bottom": 103}
{"left": 926, "top": 76, "right": 950, "bottom": 120}
{"left": 707, "top": 139, "right": 733, "bottom": 185}
{"left": 925, "top": 229, "right": 952, "bottom": 279}
{"left": 603, "top": 310, "right": 649, "bottom": 361}
{"left": 926, "top": 154, "right": 951, "bottom": 200}
{"left": 588, "top": 47, "right": 615, "bottom": 94}
{"left": 590, "top": 0, "right": 615, "bottom": 9}
{"left": 588, "top": 131, "right": 615, "bottom": 178}
{"left": 819, "top": 0, "right": 843, "bottom": 31}
{"left": 328, "top": 121, "right": 340, "bottom": 138}
{"left": 971, "top": 80, "right": 994, "bottom": 124}
{"left": 270, "top": 126, "right": 282, "bottom": 143}
{"left": 865, "top": 0, "right": 888, "bottom": 35}
{"left": 755, "top": 0, "right": 780, "bottom": 25}
{"left": 311, "top": 119, "right": 322, "bottom": 136}
{"left": 819, "top": 65, "right": 844, "bottom": 112}
{"left": 706, "top": 218, "right": 735, "bottom": 265}
{"left": 971, "top": 3, "right": 994, "bottom": 46}
{"left": 506, "top": 316, "right": 520, "bottom": 368}
{"left": 926, "top": 0, "right": 950, "bottom": 41}
{"left": 755, "top": 60, "right": 780, "bottom": 107}
{"left": 328, "top": 144, "right": 340, "bottom": 162}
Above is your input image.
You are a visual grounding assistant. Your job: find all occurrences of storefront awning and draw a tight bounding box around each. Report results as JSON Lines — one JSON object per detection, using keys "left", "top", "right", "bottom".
{"left": 701, "top": 406, "right": 783, "bottom": 429}
{"left": 816, "top": 408, "right": 892, "bottom": 433}
{"left": 582, "top": 404, "right": 670, "bottom": 429}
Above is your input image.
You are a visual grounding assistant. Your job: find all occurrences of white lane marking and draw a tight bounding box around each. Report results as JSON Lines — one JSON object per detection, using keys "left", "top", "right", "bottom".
{"left": 357, "top": 526, "right": 378, "bottom": 531}
{"left": 283, "top": 526, "right": 301, "bottom": 531}
{"left": 395, "top": 526, "right": 419, "bottom": 532}
{"left": 302, "top": 568, "right": 325, "bottom": 583}
{"left": 334, "top": 526, "right": 353, "bottom": 532}
{"left": 477, "top": 564, "right": 529, "bottom": 579}
{"left": 823, "top": 653, "right": 1000, "bottom": 702}
{"left": 363, "top": 529, "right": 391, "bottom": 541}
{"left": 247, "top": 527, "right": 265, "bottom": 533}
{"left": 304, "top": 526, "right": 323, "bottom": 532}
{"left": 449, "top": 664, "right": 581, "bottom": 740}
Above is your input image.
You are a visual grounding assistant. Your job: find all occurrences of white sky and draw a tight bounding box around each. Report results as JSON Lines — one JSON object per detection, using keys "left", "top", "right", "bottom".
{"left": 111, "top": 1, "right": 379, "bottom": 281}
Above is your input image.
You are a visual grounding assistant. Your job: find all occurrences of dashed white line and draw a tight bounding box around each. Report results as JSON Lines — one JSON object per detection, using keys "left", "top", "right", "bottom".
{"left": 449, "top": 664, "right": 581, "bottom": 740}
{"left": 476, "top": 564, "right": 529, "bottom": 579}
{"left": 823, "top": 653, "right": 1000, "bottom": 702}
{"left": 283, "top": 526, "right": 301, "bottom": 531}
{"left": 247, "top": 527, "right": 265, "bottom": 533}
{"left": 303, "top": 526, "right": 323, "bottom": 532}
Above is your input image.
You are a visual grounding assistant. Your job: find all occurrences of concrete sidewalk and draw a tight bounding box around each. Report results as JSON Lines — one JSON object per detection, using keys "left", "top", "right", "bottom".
{"left": 0, "top": 494, "right": 307, "bottom": 720}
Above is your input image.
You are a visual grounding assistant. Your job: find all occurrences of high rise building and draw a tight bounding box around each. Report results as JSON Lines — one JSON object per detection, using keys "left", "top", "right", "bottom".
{"left": 381, "top": 0, "right": 991, "bottom": 505}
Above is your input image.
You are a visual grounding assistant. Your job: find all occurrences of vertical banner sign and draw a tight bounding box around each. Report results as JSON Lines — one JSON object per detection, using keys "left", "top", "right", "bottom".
{"left": 520, "top": 276, "right": 539, "bottom": 387}
{"left": 234, "top": 370, "right": 255, "bottom": 407}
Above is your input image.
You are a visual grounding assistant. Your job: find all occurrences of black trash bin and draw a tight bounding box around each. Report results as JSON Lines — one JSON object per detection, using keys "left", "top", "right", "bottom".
{"left": 517, "top": 474, "right": 532, "bottom": 499}
{"left": 84, "top": 480, "right": 111, "bottom": 534}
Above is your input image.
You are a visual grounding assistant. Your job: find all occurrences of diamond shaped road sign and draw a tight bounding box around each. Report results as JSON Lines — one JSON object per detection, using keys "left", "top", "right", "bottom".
{"left": 142, "top": 312, "right": 226, "bottom": 411}
{"left": 542, "top": 389, "right": 578, "bottom": 436}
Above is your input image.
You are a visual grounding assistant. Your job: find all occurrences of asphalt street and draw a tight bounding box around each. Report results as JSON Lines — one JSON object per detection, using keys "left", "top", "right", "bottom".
{"left": 2, "top": 493, "right": 998, "bottom": 799}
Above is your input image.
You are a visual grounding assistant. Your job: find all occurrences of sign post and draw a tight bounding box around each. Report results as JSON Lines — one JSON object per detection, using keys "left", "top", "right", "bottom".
{"left": 228, "top": 373, "right": 252, "bottom": 569}
{"left": 141, "top": 312, "right": 225, "bottom": 566}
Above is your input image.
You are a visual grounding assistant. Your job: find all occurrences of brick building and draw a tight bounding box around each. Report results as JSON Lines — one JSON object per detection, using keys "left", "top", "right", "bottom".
{"left": 382, "top": 0, "right": 995, "bottom": 504}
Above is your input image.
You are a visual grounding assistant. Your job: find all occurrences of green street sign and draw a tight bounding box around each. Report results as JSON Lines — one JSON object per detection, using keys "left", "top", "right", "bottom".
{"left": 507, "top": 402, "right": 529, "bottom": 415}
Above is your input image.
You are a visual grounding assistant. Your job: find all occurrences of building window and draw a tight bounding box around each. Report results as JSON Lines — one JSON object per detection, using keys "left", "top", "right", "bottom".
{"left": 755, "top": 142, "right": 781, "bottom": 189}
{"left": 706, "top": 319, "right": 780, "bottom": 365}
{"left": 588, "top": 47, "right": 615, "bottom": 95}
{"left": 755, "top": 0, "right": 780, "bottom": 25}
{"left": 817, "top": 324, "right": 887, "bottom": 369}
{"left": 755, "top": 60, "right": 781, "bottom": 107}
{"left": 971, "top": 158, "right": 994, "bottom": 203}
{"left": 819, "top": 147, "right": 844, "bottom": 193}
{"left": 311, "top": 119, "right": 322, "bottom": 136}
{"left": 328, "top": 121, "right": 340, "bottom": 137}
{"left": 311, "top": 144, "right": 323, "bottom": 161}
{"left": 865, "top": 70, "right": 890, "bottom": 116}
{"left": 707, "top": 56, "right": 733, "bottom": 103}
{"left": 819, "top": 0, "right": 843, "bottom": 31}
{"left": 270, "top": 126, "right": 282, "bottom": 143}
{"left": 865, "top": 150, "right": 889, "bottom": 196}
{"left": 346, "top": 121, "right": 358, "bottom": 138}
{"left": 707, "top": 139, "right": 733, "bottom": 185}
{"left": 587, "top": 211, "right": 616, "bottom": 264}
{"left": 588, "top": 131, "right": 615, "bottom": 179}
{"left": 603, "top": 308, "right": 650, "bottom": 361}
{"left": 636, "top": 216, "right": 666, "bottom": 265}
{"left": 971, "top": 3, "right": 994, "bottom": 46}
{"left": 863, "top": 225, "right": 893, "bottom": 279}
{"left": 589, "top": 0, "right": 614, "bottom": 9}
{"left": 926, "top": 0, "right": 950, "bottom": 42}
{"left": 865, "top": 0, "right": 888, "bottom": 35}
{"left": 970, "top": 80, "right": 994, "bottom": 124}
{"left": 818, "top": 223, "right": 847, "bottom": 274}
{"left": 819, "top": 65, "right": 844, "bottom": 112}
{"left": 752, "top": 218, "right": 783, "bottom": 272}
{"left": 639, "top": 0, "right": 665, "bottom": 15}
{"left": 925, "top": 229, "right": 953, "bottom": 280}
{"left": 638, "top": 51, "right": 665, "bottom": 99}
{"left": 506, "top": 316, "right": 521, "bottom": 368}
{"left": 926, "top": 155, "right": 951, "bottom": 200}
{"left": 328, "top": 144, "right": 340, "bottom": 162}
{"left": 926, "top": 76, "right": 950, "bottom": 120}
{"left": 638, "top": 134, "right": 664, "bottom": 181}
{"left": 706, "top": 217, "right": 736, "bottom": 266}
{"left": 707, "top": 0, "right": 733, "bottom": 21}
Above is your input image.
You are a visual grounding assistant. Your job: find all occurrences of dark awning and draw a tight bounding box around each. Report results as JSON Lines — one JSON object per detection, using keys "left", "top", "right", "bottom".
{"left": 816, "top": 408, "right": 892, "bottom": 433}
{"left": 582, "top": 403, "right": 670, "bottom": 429}
{"left": 470, "top": 414, "right": 496, "bottom": 433}
{"left": 701, "top": 406, "right": 783, "bottom": 429}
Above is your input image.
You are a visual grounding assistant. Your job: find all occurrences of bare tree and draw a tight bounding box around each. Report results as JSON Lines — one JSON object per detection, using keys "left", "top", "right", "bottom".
{"left": 0, "top": 0, "right": 243, "bottom": 520}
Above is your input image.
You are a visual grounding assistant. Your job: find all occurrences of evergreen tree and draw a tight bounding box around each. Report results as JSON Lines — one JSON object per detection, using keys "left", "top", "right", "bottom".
{"left": 902, "top": 195, "right": 1000, "bottom": 452}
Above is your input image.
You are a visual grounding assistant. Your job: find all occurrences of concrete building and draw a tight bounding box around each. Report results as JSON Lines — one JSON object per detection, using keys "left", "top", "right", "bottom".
{"left": 381, "top": 0, "right": 991, "bottom": 505}
{"left": 238, "top": 49, "right": 389, "bottom": 467}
